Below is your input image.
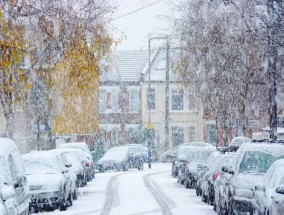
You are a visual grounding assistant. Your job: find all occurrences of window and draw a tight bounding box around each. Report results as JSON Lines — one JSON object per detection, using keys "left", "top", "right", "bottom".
{"left": 99, "top": 90, "right": 106, "bottom": 112}
{"left": 172, "top": 89, "right": 183, "bottom": 110}
{"left": 112, "top": 90, "right": 118, "bottom": 112}
{"left": 99, "top": 89, "right": 118, "bottom": 112}
{"left": 188, "top": 88, "right": 196, "bottom": 111}
{"left": 172, "top": 127, "right": 184, "bottom": 146}
{"left": 189, "top": 126, "right": 195, "bottom": 142}
{"left": 111, "top": 129, "right": 119, "bottom": 146}
{"left": 107, "top": 92, "right": 112, "bottom": 109}
{"left": 129, "top": 89, "right": 139, "bottom": 112}
{"left": 147, "top": 88, "right": 155, "bottom": 110}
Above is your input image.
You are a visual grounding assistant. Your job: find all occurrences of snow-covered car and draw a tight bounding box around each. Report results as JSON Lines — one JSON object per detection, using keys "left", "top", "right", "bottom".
{"left": 195, "top": 151, "right": 220, "bottom": 195}
{"left": 75, "top": 150, "right": 94, "bottom": 182}
{"left": 226, "top": 136, "right": 251, "bottom": 152}
{"left": 56, "top": 148, "right": 87, "bottom": 187}
{"left": 160, "top": 147, "right": 179, "bottom": 163}
{"left": 183, "top": 146, "right": 217, "bottom": 189}
{"left": 220, "top": 142, "right": 284, "bottom": 215}
{"left": 58, "top": 142, "right": 95, "bottom": 179}
{"left": 22, "top": 151, "right": 73, "bottom": 212}
{"left": 98, "top": 146, "right": 144, "bottom": 172}
{"left": 0, "top": 173, "right": 17, "bottom": 215}
{"left": 0, "top": 138, "right": 30, "bottom": 215}
{"left": 51, "top": 149, "right": 79, "bottom": 199}
{"left": 271, "top": 184, "right": 284, "bottom": 215}
{"left": 126, "top": 144, "right": 148, "bottom": 162}
{"left": 172, "top": 142, "right": 214, "bottom": 177}
{"left": 200, "top": 153, "right": 234, "bottom": 207}
{"left": 253, "top": 159, "right": 284, "bottom": 215}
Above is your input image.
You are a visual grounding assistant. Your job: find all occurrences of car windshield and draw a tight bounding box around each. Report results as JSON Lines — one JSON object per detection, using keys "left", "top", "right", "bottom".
{"left": 190, "top": 151, "right": 211, "bottom": 162}
{"left": 64, "top": 152, "right": 79, "bottom": 163}
{"left": 177, "top": 147, "right": 192, "bottom": 160}
{"left": 24, "top": 158, "right": 60, "bottom": 175}
{"left": 239, "top": 151, "right": 281, "bottom": 174}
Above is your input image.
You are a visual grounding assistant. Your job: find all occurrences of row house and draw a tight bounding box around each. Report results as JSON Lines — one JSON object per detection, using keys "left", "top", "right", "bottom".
{"left": 98, "top": 51, "right": 148, "bottom": 149}
{"left": 141, "top": 48, "right": 204, "bottom": 153}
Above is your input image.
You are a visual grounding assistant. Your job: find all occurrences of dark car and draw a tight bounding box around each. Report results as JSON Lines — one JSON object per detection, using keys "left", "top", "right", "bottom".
{"left": 97, "top": 146, "right": 144, "bottom": 172}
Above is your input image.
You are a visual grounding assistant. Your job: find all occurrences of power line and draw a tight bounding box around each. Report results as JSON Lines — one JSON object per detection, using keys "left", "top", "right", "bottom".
{"left": 113, "top": 0, "right": 165, "bottom": 21}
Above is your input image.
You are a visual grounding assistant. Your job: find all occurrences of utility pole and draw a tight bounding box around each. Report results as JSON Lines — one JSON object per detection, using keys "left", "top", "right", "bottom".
{"left": 267, "top": 0, "right": 278, "bottom": 140}
{"left": 147, "top": 35, "right": 170, "bottom": 168}
{"left": 165, "top": 38, "right": 170, "bottom": 150}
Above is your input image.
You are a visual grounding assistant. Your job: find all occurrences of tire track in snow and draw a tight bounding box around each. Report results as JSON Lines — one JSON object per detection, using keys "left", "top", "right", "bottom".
{"left": 101, "top": 172, "right": 127, "bottom": 215}
{"left": 143, "top": 172, "right": 176, "bottom": 215}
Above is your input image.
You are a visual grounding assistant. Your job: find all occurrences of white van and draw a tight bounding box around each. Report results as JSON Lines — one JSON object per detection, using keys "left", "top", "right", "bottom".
{"left": 0, "top": 138, "right": 30, "bottom": 215}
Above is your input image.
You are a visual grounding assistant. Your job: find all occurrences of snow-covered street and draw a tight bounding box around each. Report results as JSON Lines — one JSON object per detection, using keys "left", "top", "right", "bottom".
{"left": 36, "top": 163, "right": 216, "bottom": 215}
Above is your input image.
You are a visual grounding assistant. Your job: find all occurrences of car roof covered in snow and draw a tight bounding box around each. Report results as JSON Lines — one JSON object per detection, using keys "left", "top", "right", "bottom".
{"left": 58, "top": 142, "right": 90, "bottom": 153}
{"left": 0, "top": 138, "right": 19, "bottom": 157}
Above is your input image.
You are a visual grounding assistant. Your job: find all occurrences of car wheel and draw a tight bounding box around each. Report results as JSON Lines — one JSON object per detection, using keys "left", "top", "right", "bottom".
{"left": 68, "top": 192, "right": 73, "bottom": 207}
{"left": 196, "top": 188, "right": 202, "bottom": 196}
{"left": 59, "top": 190, "right": 67, "bottom": 211}
{"left": 123, "top": 162, "right": 129, "bottom": 171}
{"left": 73, "top": 185, "right": 78, "bottom": 200}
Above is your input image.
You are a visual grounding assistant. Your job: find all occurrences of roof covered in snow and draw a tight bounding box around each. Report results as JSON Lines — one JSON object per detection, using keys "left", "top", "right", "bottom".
{"left": 142, "top": 48, "right": 181, "bottom": 82}
{"left": 100, "top": 50, "right": 148, "bottom": 83}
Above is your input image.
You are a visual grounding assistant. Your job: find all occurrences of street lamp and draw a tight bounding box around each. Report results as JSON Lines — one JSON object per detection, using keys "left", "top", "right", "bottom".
{"left": 147, "top": 35, "right": 170, "bottom": 169}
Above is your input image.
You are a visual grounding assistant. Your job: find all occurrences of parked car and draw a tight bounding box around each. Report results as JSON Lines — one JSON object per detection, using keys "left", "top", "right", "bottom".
{"left": 58, "top": 142, "right": 95, "bottom": 179}
{"left": 0, "top": 138, "right": 30, "bottom": 215}
{"left": 220, "top": 142, "right": 284, "bottom": 215}
{"left": 196, "top": 151, "right": 220, "bottom": 195}
{"left": 184, "top": 146, "right": 217, "bottom": 189}
{"left": 22, "top": 151, "right": 73, "bottom": 212}
{"left": 271, "top": 184, "right": 284, "bottom": 215}
{"left": 160, "top": 147, "right": 179, "bottom": 163}
{"left": 0, "top": 169, "right": 17, "bottom": 215}
{"left": 253, "top": 159, "right": 284, "bottom": 215}
{"left": 56, "top": 148, "right": 87, "bottom": 187}
{"left": 200, "top": 153, "right": 234, "bottom": 207}
{"left": 97, "top": 146, "right": 144, "bottom": 172}
{"left": 226, "top": 137, "right": 251, "bottom": 152}
{"left": 51, "top": 149, "right": 79, "bottom": 199}
{"left": 126, "top": 144, "right": 149, "bottom": 162}
{"left": 172, "top": 142, "right": 214, "bottom": 177}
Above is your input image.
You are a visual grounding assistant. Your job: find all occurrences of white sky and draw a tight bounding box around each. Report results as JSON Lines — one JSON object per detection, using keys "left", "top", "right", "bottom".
{"left": 109, "top": 0, "right": 178, "bottom": 51}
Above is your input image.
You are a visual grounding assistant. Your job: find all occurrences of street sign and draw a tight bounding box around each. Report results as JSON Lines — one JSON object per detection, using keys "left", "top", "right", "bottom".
{"left": 146, "top": 122, "right": 153, "bottom": 129}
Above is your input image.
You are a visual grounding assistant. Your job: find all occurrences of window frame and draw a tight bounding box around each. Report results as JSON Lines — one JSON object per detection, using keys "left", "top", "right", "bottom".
{"left": 172, "top": 89, "right": 184, "bottom": 111}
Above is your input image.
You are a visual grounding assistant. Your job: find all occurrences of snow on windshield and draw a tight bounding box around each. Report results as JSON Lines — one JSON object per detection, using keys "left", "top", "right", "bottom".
{"left": 239, "top": 151, "right": 283, "bottom": 174}
{"left": 23, "top": 158, "right": 61, "bottom": 175}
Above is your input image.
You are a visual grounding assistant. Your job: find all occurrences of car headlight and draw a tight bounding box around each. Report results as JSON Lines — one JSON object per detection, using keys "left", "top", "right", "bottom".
{"left": 234, "top": 188, "right": 254, "bottom": 199}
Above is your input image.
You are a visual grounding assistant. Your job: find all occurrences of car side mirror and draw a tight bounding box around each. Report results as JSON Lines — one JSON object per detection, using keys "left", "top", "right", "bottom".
{"left": 276, "top": 185, "right": 284, "bottom": 194}
{"left": 1, "top": 186, "right": 15, "bottom": 201}
{"left": 65, "top": 163, "right": 72, "bottom": 168}
{"left": 255, "top": 184, "right": 266, "bottom": 192}
{"left": 221, "top": 165, "right": 228, "bottom": 173}
{"left": 197, "top": 164, "right": 203, "bottom": 169}
{"left": 62, "top": 169, "right": 69, "bottom": 174}
{"left": 222, "top": 165, "right": 234, "bottom": 174}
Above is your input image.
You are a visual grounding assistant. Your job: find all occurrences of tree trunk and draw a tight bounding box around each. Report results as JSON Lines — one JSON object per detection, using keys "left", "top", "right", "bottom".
{"left": 267, "top": 0, "right": 278, "bottom": 140}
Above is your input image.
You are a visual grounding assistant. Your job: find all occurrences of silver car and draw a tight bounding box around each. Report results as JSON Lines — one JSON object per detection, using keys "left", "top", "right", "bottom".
{"left": 22, "top": 151, "right": 72, "bottom": 212}
{"left": 271, "top": 184, "right": 284, "bottom": 215}
{"left": 220, "top": 142, "right": 284, "bottom": 215}
{"left": 253, "top": 159, "right": 284, "bottom": 215}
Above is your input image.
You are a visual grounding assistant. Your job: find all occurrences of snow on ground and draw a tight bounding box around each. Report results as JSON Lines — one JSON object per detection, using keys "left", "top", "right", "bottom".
{"left": 34, "top": 163, "right": 216, "bottom": 215}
